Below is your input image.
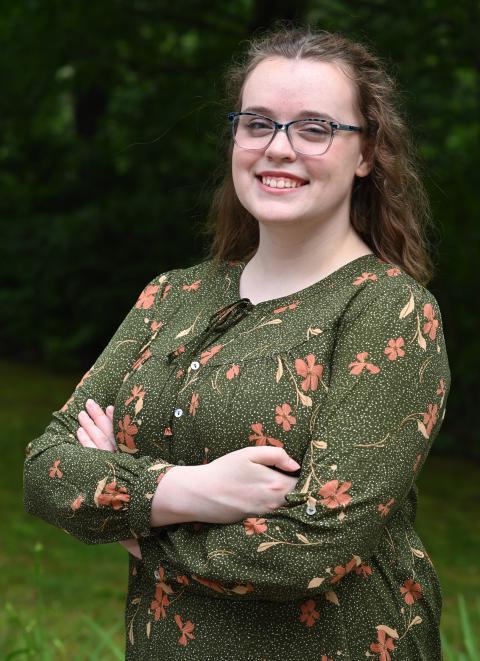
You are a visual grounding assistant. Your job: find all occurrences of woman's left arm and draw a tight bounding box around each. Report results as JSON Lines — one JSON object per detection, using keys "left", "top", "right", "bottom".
{"left": 130, "top": 284, "right": 452, "bottom": 602}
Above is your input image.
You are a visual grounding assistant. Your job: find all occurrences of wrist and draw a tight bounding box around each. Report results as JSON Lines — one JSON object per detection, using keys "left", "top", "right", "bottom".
{"left": 150, "top": 465, "right": 201, "bottom": 527}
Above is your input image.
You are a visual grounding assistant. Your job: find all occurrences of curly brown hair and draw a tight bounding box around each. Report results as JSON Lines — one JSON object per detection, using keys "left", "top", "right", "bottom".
{"left": 204, "top": 26, "right": 434, "bottom": 285}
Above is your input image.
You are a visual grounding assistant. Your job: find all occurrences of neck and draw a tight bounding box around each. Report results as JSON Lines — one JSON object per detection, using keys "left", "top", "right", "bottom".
{"left": 243, "top": 213, "right": 372, "bottom": 297}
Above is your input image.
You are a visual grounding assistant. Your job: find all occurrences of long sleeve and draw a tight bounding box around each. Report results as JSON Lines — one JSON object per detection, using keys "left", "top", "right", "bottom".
{"left": 139, "top": 281, "right": 450, "bottom": 602}
{"left": 23, "top": 274, "right": 176, "bottom": 544}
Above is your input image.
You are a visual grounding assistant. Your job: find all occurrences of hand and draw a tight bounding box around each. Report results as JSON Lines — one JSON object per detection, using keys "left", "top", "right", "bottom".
{"left": 76, "top": 399, "right": 116, "bottom": 452}
{"left": 76, "top": 399, "right": 142, "bottom": 560}
{"left": 152, "top": 446, "right": 301, "bottom": 526}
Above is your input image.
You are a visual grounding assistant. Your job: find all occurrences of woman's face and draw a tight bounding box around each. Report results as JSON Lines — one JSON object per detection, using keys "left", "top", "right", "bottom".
{"left": 231, "top": 57, "right": 371, "bottom": 229}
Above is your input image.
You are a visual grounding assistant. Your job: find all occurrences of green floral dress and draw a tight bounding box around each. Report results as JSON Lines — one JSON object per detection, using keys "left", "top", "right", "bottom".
{"left": 24, "top": 254, "right": 450, "bottom": 660}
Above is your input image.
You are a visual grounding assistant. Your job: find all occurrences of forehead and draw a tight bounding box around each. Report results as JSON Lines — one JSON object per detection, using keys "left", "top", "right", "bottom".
{"left": 241, "top": 57, "right": 359, "bottom": 120}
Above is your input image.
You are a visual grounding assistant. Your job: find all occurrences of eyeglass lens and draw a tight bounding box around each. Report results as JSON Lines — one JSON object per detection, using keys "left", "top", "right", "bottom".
{"left": 232, "top": 114, "right": 333, "bottom": 155}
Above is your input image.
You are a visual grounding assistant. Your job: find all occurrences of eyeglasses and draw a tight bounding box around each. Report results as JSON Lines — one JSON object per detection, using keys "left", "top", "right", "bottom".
{"left": 228, "top": 111, "right": 363, "bottom": 156}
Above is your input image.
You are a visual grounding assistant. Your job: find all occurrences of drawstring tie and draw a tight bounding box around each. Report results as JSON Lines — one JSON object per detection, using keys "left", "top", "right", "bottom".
{"left": 167, "top": 298, "right": 253, "bottom": 364}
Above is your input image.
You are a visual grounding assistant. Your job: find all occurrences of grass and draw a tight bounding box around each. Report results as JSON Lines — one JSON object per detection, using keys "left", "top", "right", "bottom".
{"left": 0, "top": 360, "right": 479, "bottom": 657}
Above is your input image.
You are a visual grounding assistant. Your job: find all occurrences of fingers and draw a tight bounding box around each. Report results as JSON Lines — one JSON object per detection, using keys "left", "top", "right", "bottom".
{"left": 247, "top": 446, "right": 301, "bottom": 472}
{"left": 76, "top": 400, "right": 117, "bottom": 452}
{"left": 85, "top": 399, "right": 115, "bottom": 439}
{"left": 76, "top": 426, "right": 98, "bottom": 449}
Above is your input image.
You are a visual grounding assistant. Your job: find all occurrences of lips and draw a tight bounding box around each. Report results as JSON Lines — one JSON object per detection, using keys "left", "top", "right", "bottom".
{"left": 256, "top": 171, "right": 309, "bottom": 185}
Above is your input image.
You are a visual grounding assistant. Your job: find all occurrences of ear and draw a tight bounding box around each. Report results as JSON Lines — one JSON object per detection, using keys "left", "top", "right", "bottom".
{"left": 355, "top": 139, "right": 374, "bottom": 178}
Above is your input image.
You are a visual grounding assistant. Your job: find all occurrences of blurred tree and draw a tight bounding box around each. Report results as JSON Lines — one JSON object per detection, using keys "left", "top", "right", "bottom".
{"left": 0, "top": 0, "right": 477, "bottom": 455}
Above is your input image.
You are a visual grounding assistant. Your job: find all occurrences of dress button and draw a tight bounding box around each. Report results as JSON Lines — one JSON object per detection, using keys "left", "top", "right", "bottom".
{"left": 306, "top": 504, "right": 317, "bottom": 516}
{"left": 190, "top": 360, "right": 200, "bottom": 371}
{"left": 174, "top": 408, "right": 183, "bottom": 418}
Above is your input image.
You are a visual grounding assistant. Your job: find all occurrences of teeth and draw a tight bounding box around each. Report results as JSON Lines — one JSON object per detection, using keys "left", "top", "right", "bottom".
{"left": 261, "top": 176, "right": 303, "bottom": 189}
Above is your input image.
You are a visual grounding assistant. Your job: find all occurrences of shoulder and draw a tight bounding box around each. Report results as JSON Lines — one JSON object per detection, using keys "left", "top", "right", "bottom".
{"left": 138, "top": 258, "right": 233, "bottom": 311}
{"left": 343, "top": 257, "right": 443, "bottom": 329}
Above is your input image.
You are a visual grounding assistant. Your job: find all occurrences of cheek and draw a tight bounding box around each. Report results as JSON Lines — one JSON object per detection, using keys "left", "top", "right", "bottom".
{"left": 232, "top": 149, "right": 255, "bottom": 197}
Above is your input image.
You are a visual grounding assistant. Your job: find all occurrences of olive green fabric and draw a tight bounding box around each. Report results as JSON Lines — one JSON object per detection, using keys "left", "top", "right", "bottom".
{"left": 24, "top": 254, "right": 450, "bottom": 660}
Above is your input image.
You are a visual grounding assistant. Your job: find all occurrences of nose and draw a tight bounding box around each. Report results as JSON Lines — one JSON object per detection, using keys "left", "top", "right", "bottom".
{"left": 264, "top": 127, "right": 296, "bottom": 161}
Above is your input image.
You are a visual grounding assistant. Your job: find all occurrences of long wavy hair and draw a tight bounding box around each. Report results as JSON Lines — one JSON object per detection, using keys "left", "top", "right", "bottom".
{"left": 204, "top": 27, "right": 434, "bottom": 284}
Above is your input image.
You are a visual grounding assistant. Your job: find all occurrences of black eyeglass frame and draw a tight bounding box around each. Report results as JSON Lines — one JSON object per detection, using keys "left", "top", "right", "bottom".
{"left": 228, "top": 111, "right": 363, "bottom": 156}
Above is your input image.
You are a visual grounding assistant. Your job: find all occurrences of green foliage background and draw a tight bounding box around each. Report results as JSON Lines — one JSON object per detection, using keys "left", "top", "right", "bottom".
{"left": 0, "top": 3, "right": 478, "bottom": 444}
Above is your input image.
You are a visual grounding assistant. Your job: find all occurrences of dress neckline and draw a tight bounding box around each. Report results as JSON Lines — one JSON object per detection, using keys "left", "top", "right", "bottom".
{"left": 225, "top": 253, "right": 379, "bottom": 310}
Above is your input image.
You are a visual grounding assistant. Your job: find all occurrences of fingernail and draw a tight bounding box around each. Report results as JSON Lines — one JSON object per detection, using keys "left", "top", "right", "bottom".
{"left": 289, "top": 459, "right": 301, "bottom": 469}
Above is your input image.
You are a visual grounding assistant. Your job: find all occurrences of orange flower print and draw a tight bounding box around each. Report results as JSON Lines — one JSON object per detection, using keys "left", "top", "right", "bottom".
{"left": 370, "top": 629, "right": 396, "bottom": 660}
{"left": 116, "top": 414, "right": 139, "bottom": 450}
{"left": 49, "top": 459, "right": 62, "bottom": 478}
{"left": 355, "top": 563, "right": 373, "bottom": 578}
{"left": 321, "top": 657, "right": 334, "bottom": 661}
{"left": 299, "top": 599, "right": 320, "bottom": 627}
{"left": 183, "top": 280, "right": 201, "bottom": 291}
{"left": 353, "top": 272, "right": 378, "bottom": 285}
{"left": 378, "top": 498, "right": 395, "bottom": 518}
{"left": 151, "top": 589, "right": 170, "bottom": 620}
{"left": 189, "top": 392, "right": 199, "bottom": 417}
{"left": 318, "top": 480, "right": 352, "bottom": 509}
{"left": 176, "top": 575, "right": 189, "bottom": 586}
{"left": 192, "top": 575, "right": 225, "bottom": 593}
{"left": 386, "top": 267, "right": 401, "bottom": 277}
{"left": 400, "top": 578, "right": 422, "bottom": 605}
{"left": 243, "top": 518, "right": 268, "bottom": 535}
{"left": 151, "top": 570, "right": 170, "bottom": 621}
{"left": 96, "top": 481, "right": 130, "bottom": 510}
{"left": 273, "top": 301, "right": 299, "bottom": 314}
{"left": 70, "top": 495, "right": 84, "bottom": 511}
{"left": 330, "top": 557, "right": 357, "bottom": 585}
{"left": 384, "top": 337, "right": 405, "bottom": 361}
{"left": 124, "top": 385, "right": 145, "bottom": 406}
{"left": 200, "top": 344, "right": 223, "bottom": 366}
{"left": 150, "top": 320, "right": 163, "bottom": 332}
{"left": 174, "top": 614, "right": 195, "bottom": 646}
{"left": 274, "top": 403, "right": 297, "bottom": 431}
{"left": 131, "top": 348, "right": 151, "bottom": 371}
{"left": 423, "top": 303, "right": 439, "bottom": 341}
{"left": 295, "top": 354, "right": 324, "bottom": 392}
{"left": 226, "top": 364, "right": 240, "bottom": 380}
{"left": 135, "top": 284, "right": 159, "bottom": 310}
{"left": 176, "top": 368, "right": 184, "bottom": 379}
{"left": 160, "top": 283, "right": 171, "bottom": 303}
{"left": 348, "top": 352, "right": 380, "bottom": 375}
{"left": 248, "top": 422, "right": 283, "bottom": 448}
{"left": 422, "top": 403, "right": 438, "bottom": 437}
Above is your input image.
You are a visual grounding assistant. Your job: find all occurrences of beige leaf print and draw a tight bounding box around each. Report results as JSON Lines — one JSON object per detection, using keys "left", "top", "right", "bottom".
{"left": 325, "top": 591, "right": 339, "bottom": 606}
{"left": 276, "top": 356, "right": 284, "bottom": 383}
{"left": 399, "top": 290, "right": 415, "bottom": 318}
{"left": 296, "top": 533, "right": 310, "bottom": 544}
{"left": 410, "top": 616, "right": 423, "bottom": 626}
{"left": 148, "top": 462, "right": 171, "bottom": 472}
{"left": 93, "top": 477, "right": 108, "bottom": 507}
{"left": 257, "top": 541, "right": 282, "bottom": 552}
{"left": 299, "top": 392, "right": 313, "bottom": 407}
{"left": 377, "top": 624, "right": 399, "bottom": 639}
{"left": 412, "top": 548, "right": 425, "bottom": 558}
{"left": 146, "top": 621, "right": 151, "bottom": 639}
{"left": 307, "top": 577, "right": 325, "bottom": 589}
{"left": 416, "top": 314, "right": 427, "bottom": 350}
{"left": 312, "top": 440, "right": 327, "bottom": 449}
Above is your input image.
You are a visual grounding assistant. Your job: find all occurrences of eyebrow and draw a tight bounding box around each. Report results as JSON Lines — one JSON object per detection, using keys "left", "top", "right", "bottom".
{"left": 242, "top": 105, "right": 338, "bottom": 122}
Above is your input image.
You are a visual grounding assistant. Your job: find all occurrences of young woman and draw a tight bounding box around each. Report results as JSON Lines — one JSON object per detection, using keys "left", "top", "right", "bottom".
{"left": 24, "top": 28, "right": 450, "bottom": 660}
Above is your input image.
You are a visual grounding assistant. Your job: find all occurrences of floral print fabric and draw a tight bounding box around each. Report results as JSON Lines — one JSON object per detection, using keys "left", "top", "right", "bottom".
{"left": 24, "top": 254, "right": 450, "bottom": 660}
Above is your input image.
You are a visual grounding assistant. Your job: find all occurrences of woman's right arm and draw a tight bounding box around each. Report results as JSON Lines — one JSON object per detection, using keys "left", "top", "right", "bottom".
{"left": 23, "top": 274, "right": 179, "bottom": 545}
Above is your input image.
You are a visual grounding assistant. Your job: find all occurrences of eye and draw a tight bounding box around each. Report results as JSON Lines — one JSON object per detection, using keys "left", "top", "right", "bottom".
{"left": 247, "top": 119, "right": 272, "bottom": 130}
{"left": 298, "top": 121, "right": 330, "bottom": 135}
